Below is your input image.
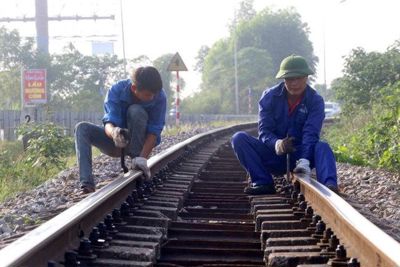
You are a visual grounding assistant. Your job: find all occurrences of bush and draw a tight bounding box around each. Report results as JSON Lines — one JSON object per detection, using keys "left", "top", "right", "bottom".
{"left": 17, "top": 122, "right": 74, "bottom": 172}
{"left": 0, "top": 123, "right": 75, "bottom": 201}
{"left": 324, "top": 82, "right": 400, "bottom": 171}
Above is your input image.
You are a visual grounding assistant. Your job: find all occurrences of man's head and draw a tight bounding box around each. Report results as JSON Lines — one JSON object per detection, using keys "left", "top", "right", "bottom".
{"left": 275, "top": 55, "right": 314, "bottom": 79}
{"left": 276, "top": 55, "right": 313, "bottom": 97}
{"left": 131, "top": 66, "right": 163, "bottom": 102}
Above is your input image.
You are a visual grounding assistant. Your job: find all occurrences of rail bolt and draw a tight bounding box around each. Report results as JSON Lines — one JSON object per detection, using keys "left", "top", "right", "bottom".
{"left": 315, "top": 220, "right": 326, "bottom": 235}
{"left": 348, "top": 258, "right": 360, "bottom": 267}
{"left": 77, "top": 238, "right": 97, "bottom": 262}
{"left": 63, "top": 251, "right": 80, "bottom": 267}
{"left": 104, "top": 214, "right": 118, "bottom": 235}
{"left": 305, "top": 206, "right": 314, "bottom": 218}
{"left": 89, "top": 227, "right": 107, "bottom": 248}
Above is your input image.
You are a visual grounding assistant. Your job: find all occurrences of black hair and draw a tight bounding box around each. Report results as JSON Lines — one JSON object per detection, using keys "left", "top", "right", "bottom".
{"left": 132, "top": 66, "right": 162, "bottom": 94}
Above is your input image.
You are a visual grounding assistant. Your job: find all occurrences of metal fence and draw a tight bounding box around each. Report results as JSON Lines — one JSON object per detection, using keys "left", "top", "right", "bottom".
{"left": 0, "top": 110, "right": 257, "bottom": 141}
{"left": 0, "top": 110, "right": 104, "bottom": 141}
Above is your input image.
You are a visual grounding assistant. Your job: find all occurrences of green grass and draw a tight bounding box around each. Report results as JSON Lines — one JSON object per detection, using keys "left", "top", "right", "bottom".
{"left": 0, "top": 121, "right": 245, "bottom": 202}
{"left": 0, "top": 140, "right": 50, "bottom": 201}
{"left": 0, "top": 138, "right": 80, "bottom": 202}
{"left": 64, "top": 147, "right": 102, "bottom": 168}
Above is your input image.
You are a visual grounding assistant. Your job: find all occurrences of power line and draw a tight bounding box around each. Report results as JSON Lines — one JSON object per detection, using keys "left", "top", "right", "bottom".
{"left": 0, "top": 0, "right": 115, "bottom": 54}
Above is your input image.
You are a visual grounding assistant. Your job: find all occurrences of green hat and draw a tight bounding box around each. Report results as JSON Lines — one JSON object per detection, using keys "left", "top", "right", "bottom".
{"left": 275, "top": 55, "right": 314, "bottom": 79}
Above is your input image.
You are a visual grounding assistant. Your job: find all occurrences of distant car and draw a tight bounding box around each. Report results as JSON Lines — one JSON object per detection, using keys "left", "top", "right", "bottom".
{"left": 169, "top": 108, "right": 176, "bottom": 117}
{"left": 324, "top": 101, "right": 341, "bottom": 118}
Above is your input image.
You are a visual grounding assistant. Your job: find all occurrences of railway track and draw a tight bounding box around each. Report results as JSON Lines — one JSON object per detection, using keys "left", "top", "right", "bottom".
{"left": 0, "top": 123, "right": 399, "bottom": 267}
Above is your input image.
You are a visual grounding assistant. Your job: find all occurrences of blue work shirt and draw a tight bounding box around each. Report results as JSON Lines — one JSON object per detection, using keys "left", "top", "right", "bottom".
{"left": 258, "top": 82, "right": 325, "bottom": 160}
{"left": 102, "top": 79, "right": 167, "bottom": 145}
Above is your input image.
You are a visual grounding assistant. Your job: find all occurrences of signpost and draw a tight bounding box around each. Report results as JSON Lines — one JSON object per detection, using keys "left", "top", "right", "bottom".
{"left": 22, "top": 69, "right": 47, "bottom": 107}
{"left": 21, "top": 69, "right": 47, "bottom": 122}
{"left": 248, "top": 87, "right": 252, "bottom": 114}
{"left": 167, "top": 52, "right": 187, "bottom": 125}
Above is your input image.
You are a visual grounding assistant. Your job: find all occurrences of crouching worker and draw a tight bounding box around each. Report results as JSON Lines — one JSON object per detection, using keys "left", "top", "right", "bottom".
{"left": 231, "top": 55, "right": 338, "bottom": 195}
{"left": 75, "top": 66, "right": 166, "bottom": 194}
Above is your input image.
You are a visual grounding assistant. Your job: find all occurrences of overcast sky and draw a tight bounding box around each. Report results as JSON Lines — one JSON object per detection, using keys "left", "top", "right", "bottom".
{"left": 1, "top": 0, "right": 399, "bottom": 97}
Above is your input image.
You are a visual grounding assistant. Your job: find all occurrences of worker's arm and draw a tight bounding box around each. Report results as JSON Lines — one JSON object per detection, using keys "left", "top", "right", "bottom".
{"left": 140, "top": 133, "right": 157, "bottom": 159}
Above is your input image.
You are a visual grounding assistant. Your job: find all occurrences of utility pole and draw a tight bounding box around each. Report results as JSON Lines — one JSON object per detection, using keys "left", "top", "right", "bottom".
{"left": 0, "top": 0, "right": 115, "bottom": 122}
{"left": 35, "top": 0, "right": 48, "bottom": 53}
{"left": 233, "top": 9, "right": 239, "bottom": 114}
{"left": 0, "top": 0, "right": 115, "bottom": 54}
{"left": 120, "top": 0, "right": 127, "bottom": 77}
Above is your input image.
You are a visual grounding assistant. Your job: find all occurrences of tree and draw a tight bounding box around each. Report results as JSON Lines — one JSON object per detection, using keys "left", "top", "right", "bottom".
{"left": 201, "top": 39, "right": 235, "bottom": 113}
{"left": 314, "top": 83, "right": 335, "bottom": 101}
{"left": 185, "top": 7, "right": 317, "bottom": 114}
{"left": 331, "top": 41, "right": 400, "bottom": 109}
{"left": 228, "top": 0, "right": 257, "bottom": 33}
{"left": 237, "top": 0, "right": 256, "bottom": 23}
{"left": 181, "top": 90, "right": 222, "bottom": 114}
{"left": 0, "top": 27, "right": 185, "bottom": 113}
{"left": 236, "top": 7, "right": 316, "bottom": 74}
{"left": 0, "top": 27, "right": 50, "bottom": 109}
{"left": 237, "top": 47, "right": 274, "bottom": 113}
{"left": 49, "top": 44, "right": 125, "bottom": 111}
{"left": 194, "top": 45, "right": 210, "bottom": 72}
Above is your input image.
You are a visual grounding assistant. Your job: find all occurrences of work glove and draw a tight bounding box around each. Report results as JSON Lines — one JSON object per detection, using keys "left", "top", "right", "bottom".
{"left": 111, "top": 127, "right": 130, "bottom": 148}
{"left": 132, "top": 157, "right": 151, "bottom": 180}
{"left": 293, "top": 158, "right": 311, "bottom": 176}
{"left": 275, "top": 136, "right": 296, "bottom": 155}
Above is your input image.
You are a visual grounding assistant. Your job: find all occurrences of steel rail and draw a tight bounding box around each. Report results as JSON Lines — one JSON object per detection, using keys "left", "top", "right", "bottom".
{"left": 0, "top": 122, "right": 256, "bottom": 267}
{"left": 295, "top": 174, "right": 400, "bottom": 267}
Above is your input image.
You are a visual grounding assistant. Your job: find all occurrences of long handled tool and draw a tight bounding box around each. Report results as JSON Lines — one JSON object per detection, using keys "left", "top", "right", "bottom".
{"left": 120, "top": 129, "right": 131, "bottom": 174}
{"left": 121, "top": 148, "right": 129, "bottom": 173}
{"left": 286, "top": 152, "right": 291, "bottom": 184}
{"left": 286, "top": 133, "right": 292, "bottom": 184}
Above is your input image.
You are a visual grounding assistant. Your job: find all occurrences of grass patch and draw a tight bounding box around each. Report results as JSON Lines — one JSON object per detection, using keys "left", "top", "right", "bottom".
{"left": 0, "top": 121, "right": 248, "bottom": 202}
{"left": 0, "top": 140, "right": 64, "bottom": 201}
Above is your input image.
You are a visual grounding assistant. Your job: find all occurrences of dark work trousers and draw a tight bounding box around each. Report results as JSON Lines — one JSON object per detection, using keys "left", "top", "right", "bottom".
{"left": 231, "top": 131, "right": 338, "bottom": 187}
{"left": 75, "top": 104, "right": 148, "bottom": 188}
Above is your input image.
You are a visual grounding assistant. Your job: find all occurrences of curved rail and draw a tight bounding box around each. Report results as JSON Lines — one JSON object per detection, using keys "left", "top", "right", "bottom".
{"left": 294, "top": 174, "right": 400, "bottom": 267}
{"left": 1, "top": 121, "right": 399, "bottom": 267}
{"left": 0, "top": 122, "right": 255, "bottom": 267}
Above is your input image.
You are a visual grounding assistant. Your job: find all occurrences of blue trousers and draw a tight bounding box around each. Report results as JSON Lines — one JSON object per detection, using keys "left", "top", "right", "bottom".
{"left": 231, "top": 131, "right": 337, "bottom": 187}
{"left": 75, "top": 105, "right": 148, "bottom": 187}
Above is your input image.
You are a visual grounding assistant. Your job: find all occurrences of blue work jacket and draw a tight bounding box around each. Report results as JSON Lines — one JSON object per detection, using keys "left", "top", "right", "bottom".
{"left": 102, "top": 79, "right": 167, "bottom": 145}
{"left": 258, "top": 82, "right": 325, "bottom": 160}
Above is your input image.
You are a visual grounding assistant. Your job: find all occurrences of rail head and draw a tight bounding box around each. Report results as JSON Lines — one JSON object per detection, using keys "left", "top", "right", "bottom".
{"left": 295, "top": 174, "right": 400, "bottom": 267}
{"left": 0, "top": 122, "right": 256, "bottom": 267}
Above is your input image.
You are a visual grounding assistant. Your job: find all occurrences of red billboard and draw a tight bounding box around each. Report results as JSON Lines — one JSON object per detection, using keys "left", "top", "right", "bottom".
{"left": 22, "top": 69, "right": 47, "bottom": 107}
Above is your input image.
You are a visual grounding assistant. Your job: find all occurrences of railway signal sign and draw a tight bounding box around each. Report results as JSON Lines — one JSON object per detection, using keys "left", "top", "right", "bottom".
{"left": 167, "top": 52, "right": 188, "bottom": 72}
{"left": 167, "top": 52, "right": 187, "bottom": 125}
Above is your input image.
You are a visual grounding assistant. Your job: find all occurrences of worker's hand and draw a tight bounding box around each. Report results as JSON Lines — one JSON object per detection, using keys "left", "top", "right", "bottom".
{"left": 293, "top": 158, "right": 311, "bottom": 176}
{"left": 132, "top": 157, "right": 151, "bottom": 180}
{"left": 275, "top": 137, "right": 296, "bottom": 155}
{"left": 111, "top": 127, "right": 130, "bottom": 148}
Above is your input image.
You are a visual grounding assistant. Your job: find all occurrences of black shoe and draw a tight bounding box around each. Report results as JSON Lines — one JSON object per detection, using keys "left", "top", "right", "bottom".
{"left": 81, "top": 185, "right": 95, "bottom": 194}
{"left": 326, "top": 184, "right": 339, "bottom": 194}
{"left": 244, "top": 184, "right": 276, "bottom": 195}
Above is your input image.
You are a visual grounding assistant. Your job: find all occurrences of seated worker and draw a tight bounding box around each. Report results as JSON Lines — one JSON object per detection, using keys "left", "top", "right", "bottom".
{"left": 75, "top": 66, "right": 167, "bottom": 193}
{"left": 231, "top": 55, "right": 338, "bottom": 195}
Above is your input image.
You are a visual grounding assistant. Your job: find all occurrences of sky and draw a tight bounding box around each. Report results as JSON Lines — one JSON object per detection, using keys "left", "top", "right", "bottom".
{"left": 1, "top": 0, "right": 399, "bottom": 97}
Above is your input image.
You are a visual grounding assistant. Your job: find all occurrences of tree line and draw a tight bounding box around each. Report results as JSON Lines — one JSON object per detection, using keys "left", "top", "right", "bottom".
{"left": 184, "top": 1, "right": 317, "bottom": 114}
{"left": 0, "top": 0, "right": 320, "bottom": 115}
{"left": 0, "top": 27, "right": 179, "bottom": 113}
